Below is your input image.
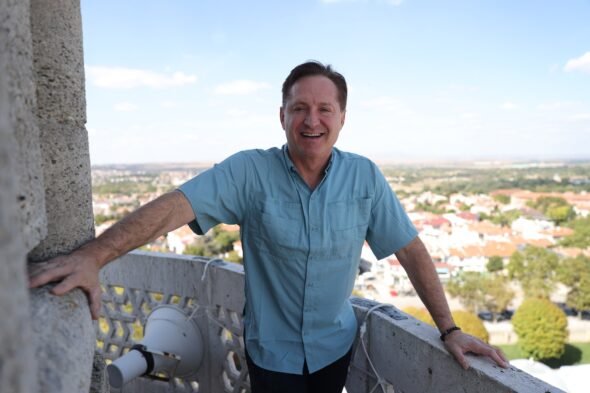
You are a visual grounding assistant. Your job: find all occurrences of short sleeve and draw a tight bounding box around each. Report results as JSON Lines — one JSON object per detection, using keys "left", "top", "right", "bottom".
{"left": 177, "top": 152, "right": 250, "bottom": 235}
{"left": 366, "top": 164, "right": 417, "bottom": 259}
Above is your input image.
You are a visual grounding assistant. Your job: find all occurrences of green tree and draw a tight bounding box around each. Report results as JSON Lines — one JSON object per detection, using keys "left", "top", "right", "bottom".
{"left": 507, "top": 246, "right": 559, "bottom": 299}
{"left": 512, "top": 298, "right": 568, "bottom": 361}
{"left": 482, "top": 275, "right": 514, "bottom": 318}
{"left": 183, "top": 243, "right": 211, "bottom": 257}
{"left": 446, "top": 272, "right": 485, "bottom": 313}
{"left": 546, "top": 205, "right": 575, "bottom": 225}
{"left": 557, "top": 255, "right": 590, "bottom": 314}
{"left": 225, "top": 250, "right": 243, "bottom": 264}
{"left": 560, "top": 217, "right": 590, "bottom": 248}
{"left": 403, "top": 306, "right": 434, "bottom": 326}
{"left": 486, "top": 256, "right": 504, "bottom": 273}
{"left": 446, "top": 272, "right": 513, "bottom": 318}
{"left": 402, "top": 308, "right": 489, "bottom": 343}
{"left": 528, "top": 196, "right": 576, "bottom": 225}
{"left": 480, "top": 209, "right": 521, "bottom": 227}
{"left": 452, "top": 310, "right": 489, "bottom": 343}
{"left": 493, "top": 194, "right": 510, "bottom": 205}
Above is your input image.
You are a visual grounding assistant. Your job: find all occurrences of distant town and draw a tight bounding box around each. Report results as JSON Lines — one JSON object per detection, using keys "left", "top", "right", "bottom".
{"left": 92, "top": 160, "right": 590, "bottom": 345}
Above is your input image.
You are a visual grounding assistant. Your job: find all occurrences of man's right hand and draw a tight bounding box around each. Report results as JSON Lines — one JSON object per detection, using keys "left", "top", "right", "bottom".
{"left": 28, "top": 191, "right": 196, "bottom": 321}
{"left": 29, "top": 251, "right": 103, "bottom": 320}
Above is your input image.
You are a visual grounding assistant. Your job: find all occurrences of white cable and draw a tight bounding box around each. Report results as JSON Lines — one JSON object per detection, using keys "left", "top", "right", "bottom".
{"left": 358, "top": 303, "right": 395, "bottom": 393}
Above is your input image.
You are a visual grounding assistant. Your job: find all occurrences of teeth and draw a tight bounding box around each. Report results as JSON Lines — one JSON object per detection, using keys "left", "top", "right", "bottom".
{"left": 303, "top": 133, "right": 321, "bottom": 137}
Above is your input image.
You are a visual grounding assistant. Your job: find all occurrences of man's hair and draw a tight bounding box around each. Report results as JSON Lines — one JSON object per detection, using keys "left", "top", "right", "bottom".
{"left": 282, "top": 61, "right": 348, "bottom": 110}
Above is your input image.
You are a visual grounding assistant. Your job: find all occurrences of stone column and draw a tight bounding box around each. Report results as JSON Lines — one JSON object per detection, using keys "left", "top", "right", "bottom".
{"left": 29, "top": 0, "right": 94, "bottom": 261}
{"left": 28, "top": 0, "right": 96, "bottom": 392}
{"left": 0, "top": 1, "right": 39, "bottom": 392}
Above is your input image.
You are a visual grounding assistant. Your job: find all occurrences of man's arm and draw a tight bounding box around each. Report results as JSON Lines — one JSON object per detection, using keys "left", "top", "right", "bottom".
{"left": 395, "top": 237, "right": 508, "bottom": 369}
{"left": 29, "top": 190, "right": 195, "bottom": 319}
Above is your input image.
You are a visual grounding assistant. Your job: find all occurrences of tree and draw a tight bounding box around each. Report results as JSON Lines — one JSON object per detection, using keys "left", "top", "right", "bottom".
{"left": 446, "top": 272, "right": 513, "bottom": 318}
{"left": 557, "top": 255, "right": 590, "bottom": 314}
{"left": 452, "top": 310, "right": 489, "bottom": 343}
{"left": 481, "top": 275, "right": 514, "bottom": 318}
{"left": 403, "top": 306, "right": 434, "bottom": 326}
{"left": 402, "top": 308, "right": 489, "bottom": 343}
{"left": 560, "top": 217, "right": 590, "bottom": 248}
{"left": 446, "top": 272, "right": 485, "bottom": 313}
{"left": 546, "top": 205, "right": 575, "bottom": 225}
{"left": 486, "top": 256, "right": 504, "bottom": 273}
{"left": 507, "top": 246, "right": 559, "bottom": 299}
{"left": 512, "top": 298, "right": 568, "bottom": 361}
{"left": 528, "top": 196, "right": 576, "bottom": 225}
{"left": 493, "top": 194, "right": 510, "bottom": 205}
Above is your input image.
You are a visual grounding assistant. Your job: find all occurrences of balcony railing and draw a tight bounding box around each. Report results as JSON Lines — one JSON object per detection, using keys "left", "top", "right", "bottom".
{"left": 97, "top": 251, "right": 563, "bottom": 393}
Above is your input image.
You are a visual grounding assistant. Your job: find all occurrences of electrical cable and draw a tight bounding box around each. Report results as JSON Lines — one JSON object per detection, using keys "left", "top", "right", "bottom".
{"left": 357, "top": 303, "right": 396, "bottom": 393}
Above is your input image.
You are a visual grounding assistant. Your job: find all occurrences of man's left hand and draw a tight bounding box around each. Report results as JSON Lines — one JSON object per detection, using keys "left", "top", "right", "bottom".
{"left": 443, "top": 330, "right": 509, "bottom": 370}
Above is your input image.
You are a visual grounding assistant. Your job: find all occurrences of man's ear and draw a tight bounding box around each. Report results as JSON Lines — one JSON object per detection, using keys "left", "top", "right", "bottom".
{"left": 280, "top": 106, "right": 286, "bottom": 130}
{"left": 340, "top": 110, "right": 346, "bottom": 127}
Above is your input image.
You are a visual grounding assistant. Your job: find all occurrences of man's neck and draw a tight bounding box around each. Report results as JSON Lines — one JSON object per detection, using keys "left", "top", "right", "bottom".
{"left": 288, "top": 151, "right": 331, "bottom": 190}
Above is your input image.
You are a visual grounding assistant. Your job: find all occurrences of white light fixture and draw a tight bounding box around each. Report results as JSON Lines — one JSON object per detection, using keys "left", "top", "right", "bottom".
{"left": 106, "top": 304, "right": 204, "bottom": 389}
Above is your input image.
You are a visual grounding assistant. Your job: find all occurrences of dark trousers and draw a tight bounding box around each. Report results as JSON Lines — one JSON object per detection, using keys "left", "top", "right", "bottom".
{"left": 245, "top": 347, "right": 353, "bottom": 393}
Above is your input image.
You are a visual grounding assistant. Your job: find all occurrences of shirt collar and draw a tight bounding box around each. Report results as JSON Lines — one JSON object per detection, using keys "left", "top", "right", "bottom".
{"left": 282, "top": 144, "right": 335, "bottom": 175}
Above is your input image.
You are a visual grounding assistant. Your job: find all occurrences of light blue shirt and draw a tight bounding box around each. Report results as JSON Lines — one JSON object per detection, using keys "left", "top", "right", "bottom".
{"left": 178, "top": 146, "right": 417, "bottom": 374}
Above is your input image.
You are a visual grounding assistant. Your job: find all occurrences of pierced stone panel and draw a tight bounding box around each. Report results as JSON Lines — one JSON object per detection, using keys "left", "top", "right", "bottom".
{"left": 97, "top": 252, "right": 250, "bottom": 393}
{"left": 97, "top": 283, "right": 202, "bottom": 392}
{"left": 211, "top": 306, "right": 249, "bottom": 393}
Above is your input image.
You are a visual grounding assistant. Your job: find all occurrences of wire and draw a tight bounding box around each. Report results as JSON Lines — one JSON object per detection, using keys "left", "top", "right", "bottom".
{"left": 357, "top": 303, "right": 396, "bottom": 393}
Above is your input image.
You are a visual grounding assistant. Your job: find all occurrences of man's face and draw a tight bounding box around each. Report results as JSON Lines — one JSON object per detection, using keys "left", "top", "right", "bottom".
{"left": 280, "top": 75, "right": 346, "bottom": 164}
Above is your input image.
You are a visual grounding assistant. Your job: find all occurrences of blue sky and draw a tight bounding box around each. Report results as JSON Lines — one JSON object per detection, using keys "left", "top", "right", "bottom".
{"left": 82, "top": 0, "right": 590, "bottom": 165}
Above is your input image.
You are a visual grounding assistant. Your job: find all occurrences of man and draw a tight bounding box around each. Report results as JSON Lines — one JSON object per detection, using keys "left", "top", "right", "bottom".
{"left": 30, "top": 61, "right": 508, "bottom": 393}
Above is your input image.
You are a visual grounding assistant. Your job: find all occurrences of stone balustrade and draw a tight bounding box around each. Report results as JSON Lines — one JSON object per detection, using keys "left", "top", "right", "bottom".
{"left": 98, "top": 251, "right": 563, "bottom": 393}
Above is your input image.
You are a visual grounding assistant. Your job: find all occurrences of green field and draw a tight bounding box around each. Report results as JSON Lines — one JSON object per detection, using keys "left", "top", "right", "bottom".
{"left": 499, "top": 342, "right": 590, "bottom": 368}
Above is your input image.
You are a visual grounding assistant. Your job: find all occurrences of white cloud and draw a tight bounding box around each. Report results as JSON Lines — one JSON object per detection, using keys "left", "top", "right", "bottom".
{"left": 160, "top": 101, "right": 181, "bottom": 108}
{"left": 360, "top": 96, "right": 403, "bottom": 111}
{"left": 114, "top": 102, "right": 138, "bottom": 112}
{"left": 214, "top": 80, "right": 271, "bottom": 95}
{"left": 564, "top": 52, "right": 590, "bottom": 74}
{"left": 569, "top": 113, "right": 590, "bottom": 121}
{"left": 86, "top": 66, "right": 197, "bottom": 89}
{"left": 502, "top": 101, "right": 517, "bottom": 111}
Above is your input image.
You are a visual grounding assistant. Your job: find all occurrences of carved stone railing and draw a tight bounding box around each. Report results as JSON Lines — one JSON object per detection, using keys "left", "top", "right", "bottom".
{"left": 97, "top": 251, "right": 563, "bottom": 393}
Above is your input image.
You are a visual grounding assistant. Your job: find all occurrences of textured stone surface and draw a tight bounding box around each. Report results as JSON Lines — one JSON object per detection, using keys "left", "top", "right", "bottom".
{"left": 1, "top": 0, "right": 47, "bottom": 251}
{"left": 28, "top": 0, "right": 94, "bottom": 262}
{"left": 0, "top": 6, "right": 37, "bottom": 391}
{"left": 30, "top": 286, "right": 96, "bottom": 393}
{"left": 90, "top": 352, "right": 110, "bottom": 393}
{"left": 348, "top": 298, "right": 565, "bottom": 393}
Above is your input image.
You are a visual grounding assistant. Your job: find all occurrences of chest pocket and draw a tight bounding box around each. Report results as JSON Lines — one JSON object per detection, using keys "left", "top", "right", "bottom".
{"left": 250, "top": 198, "right": 304, "bottom": 255}
{"left": 327, "top": 198, "right": 372, "bottom": 256}
{"left": 329, "top": 197, "right": 372, "bottom": 231}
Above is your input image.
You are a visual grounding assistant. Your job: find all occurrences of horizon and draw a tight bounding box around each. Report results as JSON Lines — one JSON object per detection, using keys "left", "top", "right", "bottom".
{"left": 82, "top": 0, "right": 590, "bottom": 165}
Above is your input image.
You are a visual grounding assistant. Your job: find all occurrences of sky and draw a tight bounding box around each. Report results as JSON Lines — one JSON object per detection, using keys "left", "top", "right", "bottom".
{"left": 81, "top": 0, "right": 590, "bottom": 165}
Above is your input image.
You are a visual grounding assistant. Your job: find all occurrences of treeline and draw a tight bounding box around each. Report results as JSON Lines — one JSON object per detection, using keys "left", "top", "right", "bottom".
{"left": 381, "top": 164, "right": 590, "bottom": 195}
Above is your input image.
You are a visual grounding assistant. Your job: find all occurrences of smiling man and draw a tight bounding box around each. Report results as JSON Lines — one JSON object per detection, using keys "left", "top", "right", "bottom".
{"left": 29, "top": 61, "right": 507, "bottom": 393}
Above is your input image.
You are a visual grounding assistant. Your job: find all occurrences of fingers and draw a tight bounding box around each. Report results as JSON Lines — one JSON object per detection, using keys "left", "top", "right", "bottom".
{"left": 446, "top": 333, "right": 510, "bottom": 370}
{"left": 89, "top": 285, "right": 103, "bottom": 320}
{"left": 28, "top": 260, "right": 71, "bottom": 288}
{"left": 449, "top": 347, "right": 470, "bottom": 370}
{"left": 51, "top": 273, "right": 81, "bottom": 296}
{"left": 489, "top": 347, "right": 509, "bottom": 368}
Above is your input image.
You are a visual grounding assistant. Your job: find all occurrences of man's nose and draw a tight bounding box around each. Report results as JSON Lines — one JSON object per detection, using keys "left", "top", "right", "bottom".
{"left": 304, "top": 109, "right": 320, "bottom": 127}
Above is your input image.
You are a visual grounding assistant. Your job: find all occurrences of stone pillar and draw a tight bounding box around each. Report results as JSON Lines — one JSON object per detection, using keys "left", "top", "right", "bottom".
{"left": 27, "top": 0, "right": 96, "bottom": 392}
{"left": 0, "top": 1, "right": 40, "bottom": 392}
{"left": 1, "top": 0, "right": 48, "bottom": 251}
{"left": 29, "top": 0, "right": 94, "bottom": 261}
